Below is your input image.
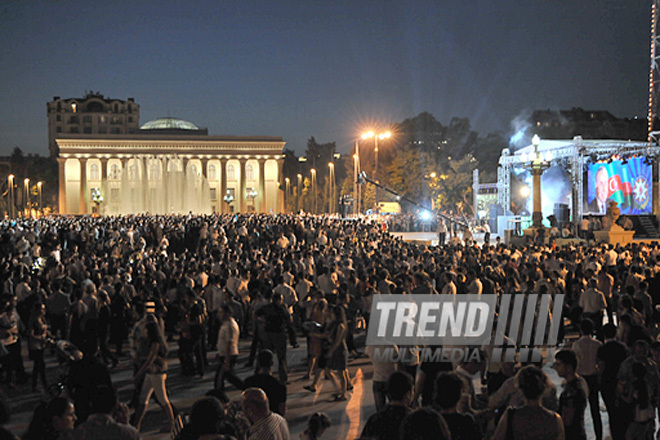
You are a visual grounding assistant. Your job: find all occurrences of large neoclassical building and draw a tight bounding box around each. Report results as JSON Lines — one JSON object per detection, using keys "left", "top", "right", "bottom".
{"left": 56, "top": 117, "right": 285, "bottom": 215}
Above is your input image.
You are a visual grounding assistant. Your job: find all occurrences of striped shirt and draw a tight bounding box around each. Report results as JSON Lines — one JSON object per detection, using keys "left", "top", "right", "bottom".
{"left": 248, "top": 412, "right": 290, "bottom": 440}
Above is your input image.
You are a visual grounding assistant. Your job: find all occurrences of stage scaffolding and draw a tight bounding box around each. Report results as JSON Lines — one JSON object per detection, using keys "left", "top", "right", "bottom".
{"left": 496, "top": 136, "right": 660, "bottom": 227}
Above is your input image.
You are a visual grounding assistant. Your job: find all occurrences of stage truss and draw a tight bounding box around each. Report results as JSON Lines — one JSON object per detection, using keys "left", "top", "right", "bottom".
{"left": 497, "top": 136, "right": 660, "bottom": 225}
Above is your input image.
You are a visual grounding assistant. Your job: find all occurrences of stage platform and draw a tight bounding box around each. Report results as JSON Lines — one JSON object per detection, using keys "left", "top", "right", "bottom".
{"left": 390, "top": 231, "right": 660, "bottom": 247}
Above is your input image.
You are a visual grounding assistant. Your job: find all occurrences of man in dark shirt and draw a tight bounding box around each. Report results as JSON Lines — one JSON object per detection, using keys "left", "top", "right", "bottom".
{"left": 243, "top": 349, "right": 287, "bottom": 416}
{"left": 554, "top": 349, "right": 588, "bottom": 440}
{"left": 596, "top": 323, "right": 628, "bottom": 440}
{"left": 433, "top": 372, "right": 482, "bottom": 440}
{"left": 254, "top": 293, "right": 297, "bottom": 384}
{"left": 360, "top": 371, "right": 413, "bottom": 440}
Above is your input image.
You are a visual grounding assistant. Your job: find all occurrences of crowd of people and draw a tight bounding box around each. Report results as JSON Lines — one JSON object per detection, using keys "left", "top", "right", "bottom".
{"left": 0, "top": 212, "right": 658, "bottom": 439}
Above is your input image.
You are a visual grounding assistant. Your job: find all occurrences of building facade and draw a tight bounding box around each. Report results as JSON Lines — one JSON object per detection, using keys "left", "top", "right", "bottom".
{"left": 47, "top": 92, "right": 140, "bottom": 157}
{"left": 56, "top": 118, "right": 285, "bottom": 215}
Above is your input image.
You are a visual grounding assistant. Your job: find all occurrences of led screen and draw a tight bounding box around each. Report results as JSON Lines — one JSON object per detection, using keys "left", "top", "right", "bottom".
{"left": 585, "top": 157, "right": 652, "bottom": 215}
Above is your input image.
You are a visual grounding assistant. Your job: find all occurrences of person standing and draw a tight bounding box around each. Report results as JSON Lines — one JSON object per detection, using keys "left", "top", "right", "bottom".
{"left": 255, "top": 293, "right": 297, "bottom": 384}
{"left": 596, "top": 323, "right": 628, "bottom": 440}
{"left": 0, "top": 297, "right": 22, "bottom": 388}
{"left": 131, "top": 314, "right": 175, "bottom": 433}
{"left": 492, "top": 366, "right": 563, "bottom": 440}
{"left": 214, "top": 304, "right": 244, "bottom": 392}
{"left": 360, "top": 371, "right": 414, "bottom": 440}
{"left": 27, "top": 303, "right": 49, "bottom": 393}
{"left": 243, "top": 349, "right": 287, "bottom": 416}
{"left": 62, "top": 386, "right": 139, "bottom": 440}
{"left": 572, "top": 319, "right": 602, "bottom": 440}
{"left": 554, "top": 349, "right": 588, "bottom": 440}
{"left": 579, "top": 278, "right": 607, "bottom": 336}
{"left": 437, "top": 220, "right": 447, "bottom": 247}
{"left": 240, "top": 388, "right": 290, "bottom": 440}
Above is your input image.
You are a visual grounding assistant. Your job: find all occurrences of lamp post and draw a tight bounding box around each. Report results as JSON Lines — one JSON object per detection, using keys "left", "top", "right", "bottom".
{"left": 353, "top": 146, "right": 360, "bottom": 216}
{"left": 310, "top": 168, "right": 317, "bottom": 214}
{"left": 362, "top": 130, "right": 391, "bottom": 213}
{"left": 246, "top": 188, "right": 257, "bottom": 212}
{"left": 24, "top": 178, "right": 30, "bottom": 218}
{"left": 284, "top": 177, "right": 290, "bottom": 212}
{"left": 91, "top": 187, "right": 103, "bottom": 215}
{"left": 37, "top": 181, "right": 43, "bottom": 216}
{"left": 522, "top": 134, "right": 551, "bottom": 229}
{"left": 223, "top": 190, "right": 234, "bottom": 213}
{"left": 328, "top": 162, "right": 335, "bottom": 214}
{"left": 296, "top": 173, "right": 302, "bottom": 213}
{"left": 7, "top": 174, "right": 14, "bottom": 219}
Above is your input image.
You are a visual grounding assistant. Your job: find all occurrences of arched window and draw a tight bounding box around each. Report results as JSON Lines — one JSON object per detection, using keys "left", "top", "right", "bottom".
{"left": 227, "top": 164, "right": 236, "bottom": 181}
{"left": 110, "top": 164, "right": 120, "bottom": 180}
{"left": 149, "top": 164, "right": 159, "bottom": 180}
{"left": 190, "top": 165, "right": 198, "bottom": 176}
{"left": 128, "top": 165, "right": 137, "bottom": 180}
{"left": 246, "top": 164, "right": 255, "bottom": 181}
{"left": 208, "top": 165, "right": 217, "bottom": 180}
{"left": 89, "top": 164, "right": 100, "bottom": 180}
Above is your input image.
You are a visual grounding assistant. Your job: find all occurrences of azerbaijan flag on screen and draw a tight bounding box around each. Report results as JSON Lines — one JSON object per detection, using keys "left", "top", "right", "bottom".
{"left": 586, "top": 157, "right": 652, "bottom": 215}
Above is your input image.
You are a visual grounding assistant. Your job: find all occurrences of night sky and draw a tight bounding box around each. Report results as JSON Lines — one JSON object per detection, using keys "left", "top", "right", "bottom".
{"left": 0, "top": 0, "right": 652, "bottom": 156}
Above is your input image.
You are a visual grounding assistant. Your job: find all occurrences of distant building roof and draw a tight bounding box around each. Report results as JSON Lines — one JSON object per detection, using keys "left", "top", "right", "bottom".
{"left": 141, "top": 117, "right": 200, "bottom": 131}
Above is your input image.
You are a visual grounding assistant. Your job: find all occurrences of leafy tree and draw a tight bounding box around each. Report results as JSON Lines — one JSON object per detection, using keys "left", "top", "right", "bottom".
{"left": 431, "top": 154, "right": 479, "bottom": 215}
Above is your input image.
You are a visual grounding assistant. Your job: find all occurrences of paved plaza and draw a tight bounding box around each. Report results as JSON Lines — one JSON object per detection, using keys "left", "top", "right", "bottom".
{"left": 2, "top": 328, "right": 611, "bottom": 440}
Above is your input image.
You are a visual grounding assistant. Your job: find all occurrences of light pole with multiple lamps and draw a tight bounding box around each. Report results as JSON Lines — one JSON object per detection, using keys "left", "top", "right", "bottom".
{"left": 296, "top": 173, "right": 302, "bottom": 213}
{"left": 521, "top": 134, "right": 551, "bottom": 229}
{"left": 362, "top": 130, "right": 391, "bottom": 212}
{"left": 7, "top": 174, "right": 14, "bottom": 219}
{"left": 310, "top": 168, "right": 317, "bottom": 214}
{"left": 223, "top": 190, "right": 235, "bottom": 213}
{"left": 328, "top": 162, "right": 335, "bottom": 214}
{"left": 353, "top": 148, "right": 360, "bottom": 216}
{"left": 91, "top": 187, "right": 103, "bottom": 215}
{"left": 37, "top": 181, "right": 43, "bottom": 216}
{"left": 246, "top": 188, "right": 257, "bottom": 212}
{"left": 24, "top": 178, "right": 30, "bottom": 218}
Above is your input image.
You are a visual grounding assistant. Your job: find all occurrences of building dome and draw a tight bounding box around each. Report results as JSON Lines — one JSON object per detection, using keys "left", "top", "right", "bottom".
{"left": 141, "top": 117, "right": 199, "bottom": 131}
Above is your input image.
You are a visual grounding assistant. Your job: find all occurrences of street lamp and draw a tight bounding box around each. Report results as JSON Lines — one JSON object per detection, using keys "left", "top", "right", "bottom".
{"left": 7, "top": 174, "right": 14, "bottom": 219}
{"left": 310, "top": 168, "right": 317, "bottom": 214}
{"left": 24, "top": 178, "right": 30, "bottom": 218}
{"left": 296, "top": 173, "right": 302, "bottom": 213}
{"left": 328, "top": 162, "right": 335, "bottom": 214}
{"left": 223, "top": 190, "right": 234, "bottom": 212}
{"left": 37, "top": 181, "right": 43, "bottom": 216}
{"left": 91, "top": 187, "right": 103, "bottom": 215}
{"left": 284, "top": 177, "right": 290, "bottom": 212}
{"left": 362, "top": 130, "right": 391, "bottom": 212}
{"left": 353, "top": 151, "right": 360, "bottom": 216}
{"left": 246, "top": 188, "right": 257, "bottom": 212}
{"left": 521, "top": 134, "right": 550, "bottom": 229}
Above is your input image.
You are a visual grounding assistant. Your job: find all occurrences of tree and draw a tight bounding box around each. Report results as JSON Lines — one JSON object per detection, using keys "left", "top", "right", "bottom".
{"left": 432, "top": 154, "right": 479, "bottom": 216}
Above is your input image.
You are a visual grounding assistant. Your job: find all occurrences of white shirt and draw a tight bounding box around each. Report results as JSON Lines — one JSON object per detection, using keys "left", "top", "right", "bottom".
{"left": 579, "top": 287, "right": 607, "bottom": 314}
{"left": 572, "top": 335, "right": 602, "bottom": 376}
{"left": 217, "top": 317, "right": 239, "bottom": 356}
{"left": 366, "top": 345, "right": 399, "bottom": 382}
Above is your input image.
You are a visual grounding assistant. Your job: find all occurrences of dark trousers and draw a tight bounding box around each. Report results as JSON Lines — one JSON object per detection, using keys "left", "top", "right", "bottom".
{"left": 49, "top": 314, "right": 67, "bottom": 339}
{"left": 2, "top": 341, "right": 26, "bottom": 384}
{"left": 262, "top": 332, "right": 288, "bottom": 383}
{"left": 214, "top": 355, "right": 244, "bottom": 391}
{"left": 584, "top": 374, "right": 602, "bottom": 440}
{"left": 29, "top": 349, "right": 47, "bottom": 389}
{"left": 601, "top": 381, "right": 625, "bottom": 440}
{"left": 438, "top": 233, "right": 446, "bottom": 246}
{"left": 247, "top": 329, "right": 262, "bottom": 366}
